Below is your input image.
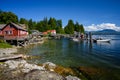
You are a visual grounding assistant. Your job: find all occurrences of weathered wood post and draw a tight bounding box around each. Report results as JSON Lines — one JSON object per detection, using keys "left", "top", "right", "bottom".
{"left": 17, "top": 36, "right": 19, "bottom": 46}
{"left": 16, "top": 39, "right": 18, "bottom": 46}
{"left": 89, "top": 32, "right": 92, "bottom": 42}
{"left": 89, "top": 32, "right": 93, "bottom": 48}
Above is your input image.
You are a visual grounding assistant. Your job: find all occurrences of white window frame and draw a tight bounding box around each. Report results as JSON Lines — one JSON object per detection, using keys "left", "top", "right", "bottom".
{"left": 5, "top": 30, "right": 13, "bottom": 35}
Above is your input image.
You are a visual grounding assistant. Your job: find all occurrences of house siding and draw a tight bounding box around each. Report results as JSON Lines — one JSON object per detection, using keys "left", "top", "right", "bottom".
{"left": 2, "top": 24, "right": 18, "bottom": 36}
{"left": 0, "top": 23, "right": 28, "bottom": 40}
{"left": 0, "top": 30, "right": 2, "bottom": 35}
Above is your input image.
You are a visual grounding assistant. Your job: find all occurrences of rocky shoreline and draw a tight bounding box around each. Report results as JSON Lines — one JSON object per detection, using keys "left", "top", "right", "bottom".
{"left": 0, "top": 59, "right": 81, "bottom": 80}
{"left": 0, "top": 46, "right": 82, "bottom": 80}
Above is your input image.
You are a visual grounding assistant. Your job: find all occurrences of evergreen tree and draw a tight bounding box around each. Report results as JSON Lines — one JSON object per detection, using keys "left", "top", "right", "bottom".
{"left": 0, "top": 11, "right": 18, "bottom": 24}
{"left": 48, "top": 17, "right": 56, "bottom": 30}
{"left": 74, "top": 22, "right": 80, "bottom": 32}
{"left": 43, "top": 17, "right": 49, "bottom": 31}
{"left": 32, "top": 21, "right": 37, "bottom": 30}
{"left": 56, "top": 20, "right": 63, "bottom": 33}
{"left": 35, "top": 21, "right": 43, "bottom": 32}
{"left": 28, "top": 19, "right": 33, "bottom": 30}
{"left": 80, "top": 24, "right": 85, "bottom": 33}
{"left": 64, "top": 19, "right": 74, "bottom": 34}
{"left": 19, "top": 18, "right": 28, "bottom": 24}
{"left": 0, "top": 10, "right": 3, "bottom": 14}
{"left": 74, "top": 22, "right": 85, "bottom": 33}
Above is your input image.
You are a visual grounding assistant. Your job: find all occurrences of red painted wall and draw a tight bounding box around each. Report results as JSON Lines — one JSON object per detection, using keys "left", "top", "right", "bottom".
{"left": 2, "top": 25, "right": 18, "bottom": 36}
{"left": 1, "top": 24, "right": 28, "bottom": 40}
{"left": 1, "top": 24, "right": 28, "bottom": 36}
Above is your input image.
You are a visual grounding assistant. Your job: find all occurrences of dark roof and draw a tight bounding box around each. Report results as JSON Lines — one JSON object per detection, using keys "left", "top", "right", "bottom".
{"left": 18, "top": 24, "right": 27, "bottom": 29}
{"left": 10, "top": 22, "right": 27, "bottom": 31}
{"left": 0, "top": 22, "right": 27, "bottom": 31}
{"left": 0, "top": 24, "right": 6, "bottom": 29}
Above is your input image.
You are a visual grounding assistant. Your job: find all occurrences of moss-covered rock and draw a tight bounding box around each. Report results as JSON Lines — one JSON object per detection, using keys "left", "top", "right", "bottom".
{"left": 79, "top": 66, "right": 120, "bottom": 80}
{"left": 54, "top": 65, "right": 75, "bottom": 77}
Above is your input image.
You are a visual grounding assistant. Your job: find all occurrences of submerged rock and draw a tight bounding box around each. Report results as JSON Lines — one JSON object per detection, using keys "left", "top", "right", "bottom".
{"left": 66, "top": 75, "right": 81, "bottom": 80}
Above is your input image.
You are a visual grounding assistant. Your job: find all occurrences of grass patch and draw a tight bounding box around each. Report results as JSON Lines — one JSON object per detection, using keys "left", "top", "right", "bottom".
{"left": 0, "top": 43, "right": 12, "bottom": 48}
{"left": 0, "top": 62, "right": 4, "bottom": 64}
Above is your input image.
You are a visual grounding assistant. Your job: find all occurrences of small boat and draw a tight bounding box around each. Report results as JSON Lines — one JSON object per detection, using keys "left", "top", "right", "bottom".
{"left": 93, "top": 38, "right": 111, "bottom": 43}
{"left": 72, "top": 38, "right": 79, "bottom": 42}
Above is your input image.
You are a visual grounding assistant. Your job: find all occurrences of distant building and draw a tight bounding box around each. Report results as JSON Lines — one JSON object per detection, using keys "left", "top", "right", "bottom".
{"left": 74, "top": 31, "right": 84, "bottom": 39}
{"left": 42, "top": 32, "right": 48, "bottom": 35}
{"left": 47, "top": 30, "right": 56, "bottom": 35}
{"left": 0, "top": 22, "right": 28, "bottom": 40}
{"left": 31, "top": 30, "right": 40, "bottom": 35}
{"left": 43, "top": 30, "right": 56, "bottom": 35}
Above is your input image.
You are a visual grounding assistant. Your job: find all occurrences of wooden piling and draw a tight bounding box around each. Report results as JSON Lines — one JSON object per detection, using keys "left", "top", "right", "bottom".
{"left": 89, "top": 32, "right": 92, "bottom": 42}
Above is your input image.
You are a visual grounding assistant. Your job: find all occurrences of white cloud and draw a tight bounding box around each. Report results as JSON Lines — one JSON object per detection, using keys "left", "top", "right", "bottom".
{"left": 85, "top": 23, "right": 120, "bottom": 31}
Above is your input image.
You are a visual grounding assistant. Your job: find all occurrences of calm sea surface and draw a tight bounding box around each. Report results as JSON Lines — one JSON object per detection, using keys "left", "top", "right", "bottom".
{"left": 26, "top": 35, "right": 120, "bottom": 80}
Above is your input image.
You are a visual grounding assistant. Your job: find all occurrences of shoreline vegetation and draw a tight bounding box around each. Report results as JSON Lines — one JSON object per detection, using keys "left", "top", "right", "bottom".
{"left": 0, "top": 40, "right": 12, "bottom": 48}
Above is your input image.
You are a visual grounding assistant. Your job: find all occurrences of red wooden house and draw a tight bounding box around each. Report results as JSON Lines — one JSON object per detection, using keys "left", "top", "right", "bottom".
{"left": 0, "top": 22, "right": 28, "bottom": 41}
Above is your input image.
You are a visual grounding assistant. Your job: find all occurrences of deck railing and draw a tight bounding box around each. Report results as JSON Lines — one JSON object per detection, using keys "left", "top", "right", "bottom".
{"left": 4, "top": 35, "right": 29, "bottom": 40}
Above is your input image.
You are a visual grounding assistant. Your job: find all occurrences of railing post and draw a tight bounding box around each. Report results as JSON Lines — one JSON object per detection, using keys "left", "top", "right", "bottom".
{"left": 89, "top": 32, "right": 92, "bottom": 42}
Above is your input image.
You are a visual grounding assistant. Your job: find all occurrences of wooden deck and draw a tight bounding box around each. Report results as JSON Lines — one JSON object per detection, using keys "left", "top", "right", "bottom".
{"left": 4, "top": 36, "right": 29, "bottom": 40}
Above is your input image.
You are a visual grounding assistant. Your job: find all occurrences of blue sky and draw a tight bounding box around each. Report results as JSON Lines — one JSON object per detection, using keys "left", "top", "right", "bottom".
{"left": 1, "top": 0, "right": 120, "bottom": 31}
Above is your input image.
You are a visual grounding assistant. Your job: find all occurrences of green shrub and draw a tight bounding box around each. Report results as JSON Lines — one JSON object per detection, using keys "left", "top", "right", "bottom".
{"left": 0, "top": 40, "right": 4, "bottom": 43}
{"left": 0, "top": 43, "right": 12, "bottom": 48}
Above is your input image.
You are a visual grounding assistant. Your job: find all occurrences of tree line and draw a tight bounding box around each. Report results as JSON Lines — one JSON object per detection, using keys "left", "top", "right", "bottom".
{"left": 0, "top": 10, "right": 84, "bottom": 34}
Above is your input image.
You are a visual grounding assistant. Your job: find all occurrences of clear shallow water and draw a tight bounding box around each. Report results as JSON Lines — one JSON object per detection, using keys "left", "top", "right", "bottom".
{"left": 27, "top": 35, "right": 120, "bottom": 79}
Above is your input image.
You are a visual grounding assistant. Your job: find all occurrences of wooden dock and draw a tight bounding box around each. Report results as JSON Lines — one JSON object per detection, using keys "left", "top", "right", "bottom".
{"left": 0, "top": 54, "right": 23, "bottom": 62}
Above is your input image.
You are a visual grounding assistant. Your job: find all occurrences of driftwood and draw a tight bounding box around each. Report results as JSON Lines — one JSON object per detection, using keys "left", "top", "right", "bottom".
{"left": 0, "top": 54, "right": 23, "bottom": 62}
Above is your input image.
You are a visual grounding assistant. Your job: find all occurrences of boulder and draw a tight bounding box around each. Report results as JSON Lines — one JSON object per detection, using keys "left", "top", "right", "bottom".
{"left": 0, "top": 60, "right": 82, "bottom": 80}
{"left": 24, "top": 69, "right": 66, "bottom": 80}
{"left": 4, "top": 60, "right": 45, "bottom": 73}
{"left": 43, "top": 62, "right": 56, "bottom": 71}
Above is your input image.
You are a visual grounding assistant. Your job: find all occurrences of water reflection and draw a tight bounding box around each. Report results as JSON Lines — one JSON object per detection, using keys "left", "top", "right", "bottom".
{"left": 26, "top": 38, "right": 120, "bottom": 68}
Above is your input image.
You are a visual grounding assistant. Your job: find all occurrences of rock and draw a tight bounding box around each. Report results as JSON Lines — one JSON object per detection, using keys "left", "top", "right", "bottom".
{"left": 4, "top": 60, "right": 26, "bottom": 69}
{"left": 4, "top": 60, "right": 45, "bottom": 73}
{"left": 0, "top": 60, "right": 82, "bottom": 80}
{"left": 1, "top": 61, "right": 65, "bottom": 80}
{"left": 43, "top": 62, "right": 56, "bottom": 71}
{"left": 66, "top": 75, "right": 81, "bottom": 80}
{"left": 0, "top": 48, "right": 17, "bottom": 57}
{"left": 24, "top": 69, "right": 66, "bottom": 80}
{"left": 0, "top": 69, "right": 25, "bottom": 80}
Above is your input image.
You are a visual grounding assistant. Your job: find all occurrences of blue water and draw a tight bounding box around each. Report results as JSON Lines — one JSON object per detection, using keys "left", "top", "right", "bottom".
{"left": 27, "top": 35, "right": 120, "bottom": 79}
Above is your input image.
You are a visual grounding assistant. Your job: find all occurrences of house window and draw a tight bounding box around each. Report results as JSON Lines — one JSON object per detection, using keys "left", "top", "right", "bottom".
{"left": 5, "top": 31, "right": 13, "bottom": 35}
{"left": 9, "top": 31, "right": 12, "bottom": 34}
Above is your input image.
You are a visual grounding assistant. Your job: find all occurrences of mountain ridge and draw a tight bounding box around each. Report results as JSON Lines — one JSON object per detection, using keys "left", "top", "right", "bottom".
{"left": 85, "top": 29, "right": 120, "bottom": 35}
